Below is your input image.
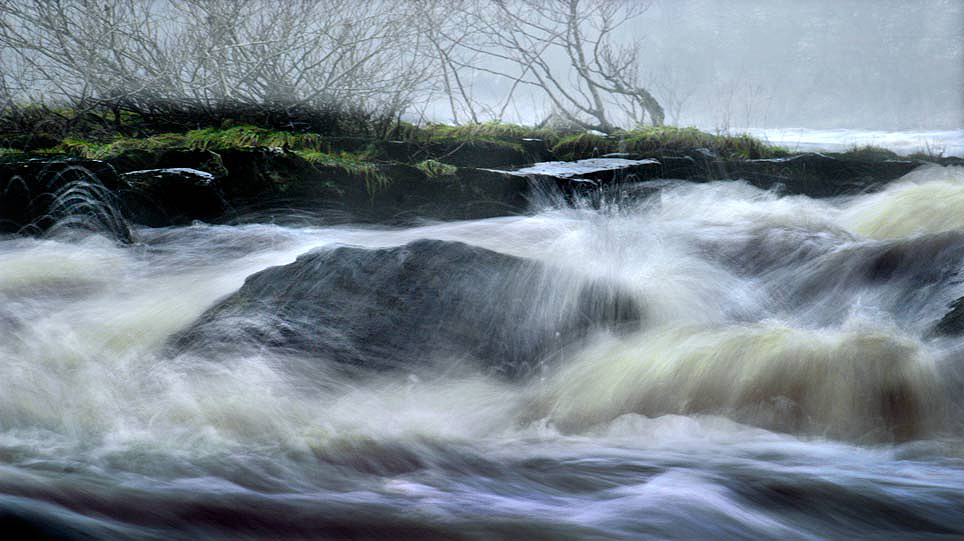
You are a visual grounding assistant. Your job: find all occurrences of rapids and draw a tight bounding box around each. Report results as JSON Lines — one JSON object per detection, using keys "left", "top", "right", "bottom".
{"left": 1, "top": 166, "right": 963, "bottom": 539}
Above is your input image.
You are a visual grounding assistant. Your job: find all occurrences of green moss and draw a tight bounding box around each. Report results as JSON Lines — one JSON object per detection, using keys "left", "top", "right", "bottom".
{"left": 415, "top": 159, "right": 458, "bottom": 178}
{"left": 551, "top": 133, "right": 613, "bottom": 161}
{"left": 836, "top": 145, "right": 899, "bottom": 161}
{"left": 406, "top": 122, "right": 557, "bottom": 150}
{"left": 0, "top": 147, "right": 30, "bottom": 162}
{"left": 551, "top": 126, "right": 787, "bottom": 161}
{"left": 49, "top": 133, "right": 189, "bottom": 160}
{"left": 294, "top": 149, "right": 389, "bottom": 199}
{"left": 421, "top": 122, "right": 552, "bottom": 140}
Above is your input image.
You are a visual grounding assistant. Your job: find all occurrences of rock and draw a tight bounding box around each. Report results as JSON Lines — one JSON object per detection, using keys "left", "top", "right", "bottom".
{"left": 504, "top": 157, "right": 660, "bottom": 181}
{"left": 0, "top": 159, "right": 131, "bottom": 241}
{"left": 636, "top": 152, "right": 925, "bottom": 197}
{"left": 353, "top": 165, "right": 530, "bottom": 223}
{"left": 171, "top": 239, "right": 642, "bottom": 378}
{"left": 156, "top": 149, "right": 229, "bottom": 179}
{"left": 491, "top": 158, "right": 661, "bottom": 201}
{"left": 120, "top": 168, "right": 227, "bottom": 226}
{"left": 375, "top": 139, "right": 546, "bottom": 168}
{"left": 933, "top": 297, "right": 964, "bottom": 336}
{"left": 715, "top": 153, "right": 922, "bottom": 197}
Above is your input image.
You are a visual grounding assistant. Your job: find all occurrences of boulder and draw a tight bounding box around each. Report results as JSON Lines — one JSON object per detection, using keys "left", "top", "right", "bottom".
{"left": 933, "top": 297, "right": 964, "bottom": 337}
{"left": 172, "top": 239, "right": 642, "bottom": 378}
{"left": 119, "top": 168, "right": 227, "bottom": 226}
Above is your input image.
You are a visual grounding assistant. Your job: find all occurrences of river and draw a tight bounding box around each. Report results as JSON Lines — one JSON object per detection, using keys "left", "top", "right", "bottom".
{"left": 1, "top": 164, "right": 963, "bottom": 539}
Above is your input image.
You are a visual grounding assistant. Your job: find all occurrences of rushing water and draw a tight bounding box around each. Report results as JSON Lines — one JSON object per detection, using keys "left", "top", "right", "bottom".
{"left": 742, "top": 127, "right": 964, "bottom": 158}
{"left": 2, "top": 165, "right": 964, "bottom": 540}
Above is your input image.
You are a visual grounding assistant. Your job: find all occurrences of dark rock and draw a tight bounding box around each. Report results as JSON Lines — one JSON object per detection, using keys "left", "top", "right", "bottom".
{"left": 172, "top": 239, "right": 642, "bottom": 378}
{"left": 787, "top": 231, "right": 964, "bottom": 329}
{"left": 157, "top": 149, "right": 229, "bottom": 178}
{"left": 376, "top": 139, "right": 543, "bottom": 168}
{"left": 119, "top": 168, "right": 227, "bottom": 226}
{"left": 933, "top": 297, "right": 964, "bottom": 336}
{"left": 717, "top": 154, "right": 922, "bottom": 197}
{"left": 631, "top": 152, "right": 925, "bottom": 197}
{"left": 493, "top": 158, "right": 661, "bottom": 200}
{"left": 215, "top": 146, "right": 320, "bottom": 201}
{"left": 0, "top": 159, "right": 131, "bottom": 241}
{"left": 357, "top": 165, "right": 529, "bottom": 223}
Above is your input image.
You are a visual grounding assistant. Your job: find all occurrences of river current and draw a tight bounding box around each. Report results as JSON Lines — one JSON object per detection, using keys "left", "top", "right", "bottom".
{"left": 1, "top": 165, "right": 963, "bottom": 539}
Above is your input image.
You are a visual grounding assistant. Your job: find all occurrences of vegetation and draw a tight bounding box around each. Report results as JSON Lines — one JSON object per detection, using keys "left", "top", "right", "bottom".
{"left": 0, "top": 0, "right": 670, "bottom": 138}
{"left": 0, "top": 102, "right": 796, "bottom": 167}
{"left": 836, "top": 145, "right": 900, "bottom": 161}
{"left": 416, "top": 159, "right": 459, "bottom": 178}
{"left": 552, "top": 126, "right": 791, "bottom": 161}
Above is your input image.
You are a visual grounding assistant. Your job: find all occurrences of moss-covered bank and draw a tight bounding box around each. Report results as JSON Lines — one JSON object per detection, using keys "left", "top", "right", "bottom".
{"left": 1, "top": 110, "right": 958, "bottom": 234}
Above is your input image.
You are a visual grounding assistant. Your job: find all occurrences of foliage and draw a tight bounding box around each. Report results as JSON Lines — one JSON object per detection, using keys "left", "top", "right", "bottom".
{"left": 836, "top": 145, "right": 900, "bottom": 161}
{"left": 415, "top": 122, "right": 555, "bottom": 141}
{"left": 0, "top": 0, "right": 428, "bottom": 134}
{"left": 552, "top": 126, "right": 789, "bottom": 160}
{"left": 0, "top": 147, "right": 29, "bottom": 162}
{"left": 415, "top": 159, "right": 458, "bottom": 178}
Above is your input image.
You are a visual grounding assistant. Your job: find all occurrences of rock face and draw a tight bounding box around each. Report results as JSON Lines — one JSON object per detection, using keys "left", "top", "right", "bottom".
{"left": 0, "top": 159, "right": 131, "bottom": 241}
{"left": 120, "top": 168, "right": 227, "bottom": 226}
{"left": 172, "top": 239, "right": 642, "bottom": 378}
{"left": 653, "top": 152, "right": 926, "bottom": 197}
{"left": 493, "top": 158, "right": 660, "bottom": 196}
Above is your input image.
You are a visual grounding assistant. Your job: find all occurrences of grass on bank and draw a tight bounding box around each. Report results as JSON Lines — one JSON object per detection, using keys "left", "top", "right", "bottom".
{"left": 31, "top": 124, "right": 390, "bottom": 197}
{"left": 1, "top": 104, "right": 797, "bottom": 165}
{"left": 551, "top": 126, "right": 791, "bottom": 161}
{"left": 415, "top": 159, "right": 458, "bottom": 178}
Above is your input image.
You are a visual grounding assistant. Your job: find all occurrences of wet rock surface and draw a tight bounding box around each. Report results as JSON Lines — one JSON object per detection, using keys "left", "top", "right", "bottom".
{"left": 0, "top": 145, "right": 945, "bottom": 232}
{"left": 0, "top": 159, "right": 130, "bottom": 241}
{"left": 172, "top": 239, "right": 642, "bottom": 378}
{"left": 120, "top": 168, "right": 227, "bottom": 227}
{"left": 934, "top": 297, "right": 964, "bottom": 337}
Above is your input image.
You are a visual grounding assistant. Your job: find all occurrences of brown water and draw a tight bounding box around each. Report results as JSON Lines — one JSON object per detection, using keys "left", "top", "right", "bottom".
{"left": 1, "top": 166, "right": 963, "bottom": 540}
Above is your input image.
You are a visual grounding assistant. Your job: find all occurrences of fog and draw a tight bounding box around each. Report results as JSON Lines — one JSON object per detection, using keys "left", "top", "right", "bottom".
{"left": 468, "top": 0, "right": 963, "bottom": 131}
{"left": 642, "top": 0, "right": 964, "bottom": 131}
{"left": 1, "top": 0, "right": 962, "bottom": 132}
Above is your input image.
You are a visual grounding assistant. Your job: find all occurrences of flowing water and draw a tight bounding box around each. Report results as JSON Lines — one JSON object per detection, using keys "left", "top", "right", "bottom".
{"left": 2, "top": 165, "right": 964, "bottom": 540}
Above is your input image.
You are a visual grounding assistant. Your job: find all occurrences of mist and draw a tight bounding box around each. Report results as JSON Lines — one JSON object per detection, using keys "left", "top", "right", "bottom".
{"left": 465, "top": 0, "right": 964, "bottom": 131}
{"left": 3, "top": 0, "right": 961, "bottom": 135}
{"left": 4, "top": 2, "right": 964, "bottom": 540}
{"left": 641, "top": 0, "right": 964, "bottom": 131}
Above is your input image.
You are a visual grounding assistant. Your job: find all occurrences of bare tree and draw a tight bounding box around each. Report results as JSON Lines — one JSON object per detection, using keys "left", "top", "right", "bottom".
{"left": 432, "top": 0, "right": 664, "bottom": 131}
{"left": 0, "top": 0, "right": 434, "bottom": 131}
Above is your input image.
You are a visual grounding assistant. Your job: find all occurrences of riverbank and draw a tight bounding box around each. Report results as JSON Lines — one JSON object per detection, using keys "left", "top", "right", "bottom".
{"left": 1, "top": 115, "right": 961, "bottom": 235}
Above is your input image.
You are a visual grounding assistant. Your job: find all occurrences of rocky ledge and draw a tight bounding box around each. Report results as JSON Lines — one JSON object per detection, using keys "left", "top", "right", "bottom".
{"left": 1, "top": 144, "right": 960, "bottom": 238}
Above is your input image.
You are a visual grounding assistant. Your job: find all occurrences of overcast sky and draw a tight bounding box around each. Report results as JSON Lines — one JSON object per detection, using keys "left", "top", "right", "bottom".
{"left": 634, "top": 0, "right": 963, "bottom": 130}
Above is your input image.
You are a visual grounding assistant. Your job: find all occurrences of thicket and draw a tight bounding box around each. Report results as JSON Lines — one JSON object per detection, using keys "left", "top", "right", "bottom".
{"left": 0, "top": 0, "right": 671, "bottom": 140}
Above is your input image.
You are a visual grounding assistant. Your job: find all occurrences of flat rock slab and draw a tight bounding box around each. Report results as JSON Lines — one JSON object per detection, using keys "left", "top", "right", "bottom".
{"left": 496, "top": 158, "right": 660, "bottom": 183}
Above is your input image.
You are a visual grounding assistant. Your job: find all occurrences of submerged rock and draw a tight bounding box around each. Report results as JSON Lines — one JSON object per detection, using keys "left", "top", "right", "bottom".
{"left": 172, "top": 239, "right": 642, "bottom": 378}
{"left": 933, "top": 297, "right": 964, "bottom": 337}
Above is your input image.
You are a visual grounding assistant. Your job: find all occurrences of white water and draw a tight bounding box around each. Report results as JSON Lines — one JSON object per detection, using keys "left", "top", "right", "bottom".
{"left": 743, "top": 127, "right": 964, "bottom": 157}
{"left": 1, "top": 167, "right": 963, "bottom": 539}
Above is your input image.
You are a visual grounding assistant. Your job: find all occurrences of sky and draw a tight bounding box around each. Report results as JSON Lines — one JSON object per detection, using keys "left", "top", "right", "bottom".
{"left": 468, "top": 0, "right": 964, "bottom": 131}
{"left": 640, "top": 0, "right": 964, "bottom": 130}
